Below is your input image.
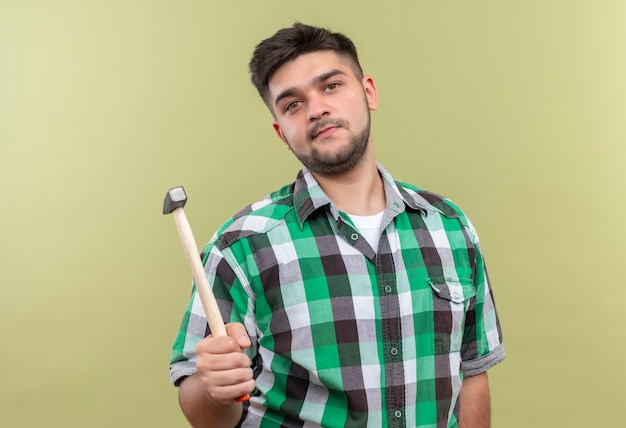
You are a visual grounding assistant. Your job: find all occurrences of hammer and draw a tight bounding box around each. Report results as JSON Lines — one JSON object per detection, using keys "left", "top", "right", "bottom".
{"left": 163, "top": 186, "right": 249, "bottom": 402}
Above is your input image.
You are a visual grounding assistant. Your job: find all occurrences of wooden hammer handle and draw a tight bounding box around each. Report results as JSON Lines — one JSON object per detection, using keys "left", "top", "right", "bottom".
{"left": 171, "top": 203, "right": 250, "bottom": 402}
{"left": 172, "top": 208, "right": 227, "bottom": 336}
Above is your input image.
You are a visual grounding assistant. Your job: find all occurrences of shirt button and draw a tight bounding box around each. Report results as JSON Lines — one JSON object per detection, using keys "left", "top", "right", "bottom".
{"left": 350, "top": 233, "right": 359, "bottom": 241}
{"left": 454, "top": 291, "right": 460, "bottom": 299}
{"left": 394, "top": 410, "right": 402, "bottom": 418}
{"left": 390, "top": 347, "right": 398, "bottom": 356}
{"left": 385, "top": 285, "right": 392, "bottom": 293}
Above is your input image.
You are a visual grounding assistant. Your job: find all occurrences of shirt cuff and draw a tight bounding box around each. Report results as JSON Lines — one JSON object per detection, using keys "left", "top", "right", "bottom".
{"left": 170, "top": 361, "right": 197, "bottom": 386}
{"left": 461, "top": 344, "right": 506, "bottom": 377}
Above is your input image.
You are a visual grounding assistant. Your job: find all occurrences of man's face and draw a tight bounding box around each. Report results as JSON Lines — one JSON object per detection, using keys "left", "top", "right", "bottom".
{"left": 268, "top": 51, "right": 378, "bottom": 177}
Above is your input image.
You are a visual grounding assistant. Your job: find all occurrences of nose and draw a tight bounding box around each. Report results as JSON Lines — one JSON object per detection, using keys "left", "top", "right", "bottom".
{"left": 306, "top": 93, "right": 330, "bottom": 122}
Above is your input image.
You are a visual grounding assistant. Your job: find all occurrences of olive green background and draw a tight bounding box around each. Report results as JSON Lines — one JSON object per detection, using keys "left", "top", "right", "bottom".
{"left": 1, "top": 1, "right": 624, "bottom": 426}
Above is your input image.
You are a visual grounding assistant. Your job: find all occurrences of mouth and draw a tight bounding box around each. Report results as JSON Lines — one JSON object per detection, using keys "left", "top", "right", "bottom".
{"left": 313, "top": 126, "right": 338, "bottom": 140}
{"left": 309, "top": 120, "right": 346, "bottom": 141}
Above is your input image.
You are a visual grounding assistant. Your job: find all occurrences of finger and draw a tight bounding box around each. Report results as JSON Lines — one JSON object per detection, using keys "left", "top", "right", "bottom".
{"left": 197, "top": 350, "right": 252, "bottom": 372}
{"left": 207, "top": 378, "right": 256, "bottom": 405}
{"left": 225, "top": 322, "right": 251, "bottom": 348}
{"left": 197, "top": 365, "right": 254, "bottom": 396}
{"left": 196, "top": 334, "right": 241, "bottom": 355}
{"left": 211, "top": 367, "right": 254, "bottom": 388}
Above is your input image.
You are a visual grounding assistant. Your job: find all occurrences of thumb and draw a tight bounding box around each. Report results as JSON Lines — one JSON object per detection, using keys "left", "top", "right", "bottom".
{"left": 226, "top": 322, "right": 251, "bottom": 349}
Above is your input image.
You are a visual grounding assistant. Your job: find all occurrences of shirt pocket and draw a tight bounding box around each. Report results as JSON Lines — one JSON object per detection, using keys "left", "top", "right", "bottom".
{"left": 428, "top": 276, "right": 476, "bottom": 355}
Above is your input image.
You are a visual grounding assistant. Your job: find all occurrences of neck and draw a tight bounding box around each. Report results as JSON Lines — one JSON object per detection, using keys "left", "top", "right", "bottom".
{"left": 312, "top": 150, "right": 385, "bottom": 216}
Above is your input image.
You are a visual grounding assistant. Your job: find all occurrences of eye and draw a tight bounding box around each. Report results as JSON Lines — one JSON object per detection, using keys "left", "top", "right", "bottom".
{"left": 285, "top": 100, "right": 301, "bottom": 112}
{"left": 325, "top": 82, "right": 340, "bottom": 91}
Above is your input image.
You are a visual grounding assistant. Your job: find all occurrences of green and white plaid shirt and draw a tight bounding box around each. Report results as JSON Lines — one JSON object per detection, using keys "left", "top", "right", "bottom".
{"left": 170, "top": 164, "right": 505, "bottom": 428}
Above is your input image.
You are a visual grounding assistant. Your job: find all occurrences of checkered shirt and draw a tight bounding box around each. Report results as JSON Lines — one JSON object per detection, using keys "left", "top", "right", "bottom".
{"left": 170, "top": 164, "right": 505, "bottom": 428}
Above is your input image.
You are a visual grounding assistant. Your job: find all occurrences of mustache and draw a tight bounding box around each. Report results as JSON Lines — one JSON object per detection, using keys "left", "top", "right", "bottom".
{"left": 307, "top": 119, "right": 349, "bottom": 141}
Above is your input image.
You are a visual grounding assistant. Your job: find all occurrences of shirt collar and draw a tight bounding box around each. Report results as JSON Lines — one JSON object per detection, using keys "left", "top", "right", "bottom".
{"left": 292, "top": 163, "right": 445, "bottom": 228}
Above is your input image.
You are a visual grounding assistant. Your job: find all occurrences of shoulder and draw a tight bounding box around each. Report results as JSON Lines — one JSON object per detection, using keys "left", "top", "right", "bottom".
{"left": 211, "top": 183, "right": 295, "bottom": 250}
{"left": 394, "top": 179, "right": 471, "bottom": 227}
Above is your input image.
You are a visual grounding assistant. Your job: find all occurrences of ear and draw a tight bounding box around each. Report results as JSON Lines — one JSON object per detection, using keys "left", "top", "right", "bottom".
{"left": 362, "top": 76, "right": 379, "bottom": 111}
{"left": 272, "top": 122, "right": 291, "bottom": 149}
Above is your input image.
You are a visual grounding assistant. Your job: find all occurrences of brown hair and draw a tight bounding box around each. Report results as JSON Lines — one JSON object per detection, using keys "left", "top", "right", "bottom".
{"left": 249, "top": 23, "right": 363, "bottom": 103}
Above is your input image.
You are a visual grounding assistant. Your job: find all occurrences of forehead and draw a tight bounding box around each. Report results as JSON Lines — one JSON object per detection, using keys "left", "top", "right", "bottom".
{"left": 268, "top": 51, "right": 357, "bottom": 97}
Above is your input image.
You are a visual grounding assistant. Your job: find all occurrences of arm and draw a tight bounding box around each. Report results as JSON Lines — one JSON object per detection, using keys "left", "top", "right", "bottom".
{"left": 179, "top": 373, "right": 243, "bottom": 428}
{"left": 458, "top": 372, "right": 490, "bottom": 428}
{"left": 178, "top": 323, "right": 255, "bottom": 428}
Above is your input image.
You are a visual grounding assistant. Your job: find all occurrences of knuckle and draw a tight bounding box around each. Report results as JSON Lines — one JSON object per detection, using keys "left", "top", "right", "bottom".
{"left": 236, "top": 352, "right": 251, "bottom": 367}
{"left": 234, "top": 367, "right": 253, "bottom": 383}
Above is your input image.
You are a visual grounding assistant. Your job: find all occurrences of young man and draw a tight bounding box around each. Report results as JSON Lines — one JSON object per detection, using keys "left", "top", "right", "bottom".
{"left": 170, "top": 23, "right": 505, "bottom": 428}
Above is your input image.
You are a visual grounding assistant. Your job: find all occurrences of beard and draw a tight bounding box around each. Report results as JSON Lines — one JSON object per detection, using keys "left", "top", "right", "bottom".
{"left": 286, "top": 108, "right": 372, "bottom": 177}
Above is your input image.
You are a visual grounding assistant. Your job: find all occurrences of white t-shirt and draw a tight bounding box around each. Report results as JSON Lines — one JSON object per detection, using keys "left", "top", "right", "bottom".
{"left": 348, "top": 211, "right": 385, "bottom": 251}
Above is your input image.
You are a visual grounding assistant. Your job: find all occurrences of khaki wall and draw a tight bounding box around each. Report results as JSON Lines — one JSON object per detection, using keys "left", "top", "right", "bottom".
{"left": 1, "top": 1, "right": 624, "bottom": 426}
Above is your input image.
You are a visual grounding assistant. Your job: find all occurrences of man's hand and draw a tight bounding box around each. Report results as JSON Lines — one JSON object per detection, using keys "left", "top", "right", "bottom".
{"left": 178, "top": 323, "right": 255, "bottom": 428}
{"left": 195, "top": 322, "right": 255, "bottom": 405}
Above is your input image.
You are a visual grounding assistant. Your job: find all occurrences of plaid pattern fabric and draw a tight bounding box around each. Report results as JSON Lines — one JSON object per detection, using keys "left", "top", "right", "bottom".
{"left": 170, "top": 164, "right": 505, "bottom": 428}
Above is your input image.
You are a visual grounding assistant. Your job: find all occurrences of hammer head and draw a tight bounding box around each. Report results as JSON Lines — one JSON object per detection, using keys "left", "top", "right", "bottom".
{"left": 163, "top": 186, "right": 188, "bottom": 214}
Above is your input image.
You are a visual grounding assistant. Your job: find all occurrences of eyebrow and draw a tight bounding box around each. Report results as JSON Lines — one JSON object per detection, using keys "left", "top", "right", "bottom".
{"left": 273, "top": 69, "right": 347, "bottom": 109}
